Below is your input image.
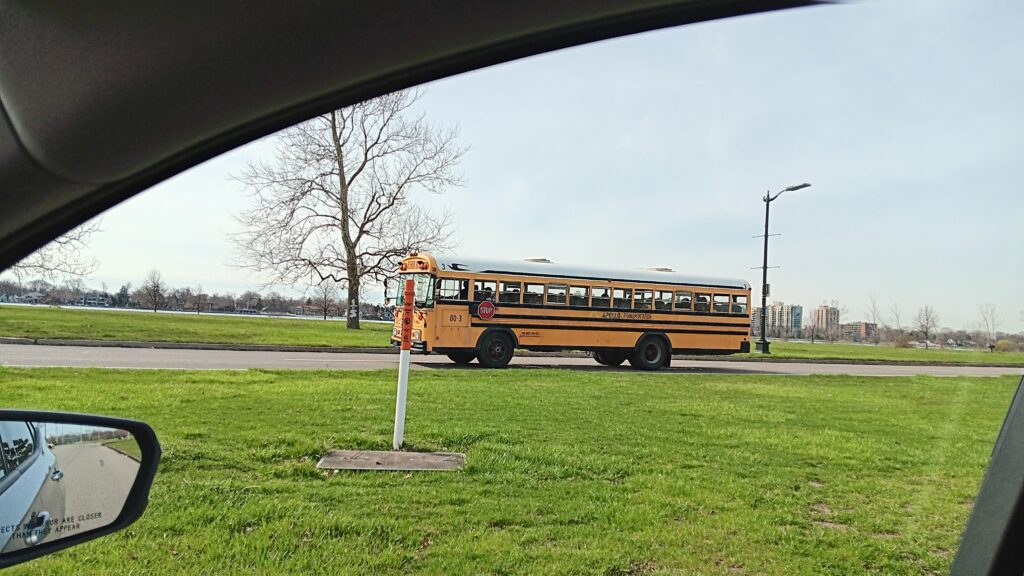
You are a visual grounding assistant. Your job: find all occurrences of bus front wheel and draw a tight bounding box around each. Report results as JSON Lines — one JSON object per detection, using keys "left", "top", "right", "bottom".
{"left": 594, "top": 351, "right": 626, "bottom": 366}
{"left": 447, "top": 351, "right": 476, "bottom": 365}
{"left": 477, "top": 332, "right": 514, "bottom": 368}
{"left": 629, "top": 336, "right": 669, "bottom": 371}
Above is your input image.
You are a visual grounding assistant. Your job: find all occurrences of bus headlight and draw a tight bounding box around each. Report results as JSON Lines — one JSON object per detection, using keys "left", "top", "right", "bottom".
{"left": 412, "top": 329, "right": 422, "bottom": 341}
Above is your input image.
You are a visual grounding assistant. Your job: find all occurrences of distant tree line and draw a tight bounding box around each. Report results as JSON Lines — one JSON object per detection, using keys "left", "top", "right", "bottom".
{"left": 0, "top": 272, "right": 394, "bottom": 321}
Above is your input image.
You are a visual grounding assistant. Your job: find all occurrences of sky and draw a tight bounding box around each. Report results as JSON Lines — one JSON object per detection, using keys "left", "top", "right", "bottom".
{"left": 22, "top": 0, "right": 1024, "bottom": 332}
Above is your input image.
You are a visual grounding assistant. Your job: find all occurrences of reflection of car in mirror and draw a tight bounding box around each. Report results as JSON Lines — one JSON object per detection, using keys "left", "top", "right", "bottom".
{"left": 0, "top": 412, "right": 159, "bottom": 569}
{"left": 0, "top": 421, "right": 62, "bottom": 553}
{"left": 0, "top": 421, "right": 145, "bottom": 555}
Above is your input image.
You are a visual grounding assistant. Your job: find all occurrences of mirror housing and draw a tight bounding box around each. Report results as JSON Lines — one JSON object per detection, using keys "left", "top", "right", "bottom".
{"left": 0, "top": 410, "right": 160, "bottom": 569}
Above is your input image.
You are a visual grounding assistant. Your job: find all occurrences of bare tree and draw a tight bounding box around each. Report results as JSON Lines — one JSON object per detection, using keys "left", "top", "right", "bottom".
{"left": 866, "top": 294, "right": 883, "bottom": 343}
{"left": 9, "top": 221, "right": 101, "bottom": 282}
{"left": 805, "top": 316, "right": 818, "bottom": 344}
{"left": 139, "top": 270, "right": 166, "bottom": 312}
{"left": 312, "top": 280, "right": 343, "bottom": 320}
{"left": 978, "top": 303, "right": 1000, "bottom": 349}
{"left": 66, "top": 277, "right": 86, "bottom": 305}
{"left": 915, "top": 305, "right": 940, "bottom": 349}
{"left": 191, "top": 284, "right": 206, "bottom": 314}
{"left": 232, "top": 88, "right": 465, "bottom": 329}
{"left": 889, "top": 302, "right": 903, "bottom": 331}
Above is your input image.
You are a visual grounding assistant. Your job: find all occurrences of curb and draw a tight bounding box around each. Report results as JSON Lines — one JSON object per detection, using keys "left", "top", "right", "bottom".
{"left": 0, "top": 337, "right": 396, "bottom": 355}
{"left": 1, "top": 336, "right": 1020, "bottom": 368}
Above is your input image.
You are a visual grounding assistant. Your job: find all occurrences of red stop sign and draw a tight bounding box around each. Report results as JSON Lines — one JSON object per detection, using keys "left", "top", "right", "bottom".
{"left": 477, "top": 300, "right": 496, "bottom": 320}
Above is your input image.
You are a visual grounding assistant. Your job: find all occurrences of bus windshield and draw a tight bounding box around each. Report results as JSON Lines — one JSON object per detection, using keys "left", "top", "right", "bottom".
{"left": 397, "top": 273, "right": 435, "bottom": 308}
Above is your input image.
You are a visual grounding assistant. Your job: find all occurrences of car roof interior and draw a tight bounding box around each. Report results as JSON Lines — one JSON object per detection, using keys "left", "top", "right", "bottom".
{"left": 0, "top": 0, "right": 815, "bottom": 272}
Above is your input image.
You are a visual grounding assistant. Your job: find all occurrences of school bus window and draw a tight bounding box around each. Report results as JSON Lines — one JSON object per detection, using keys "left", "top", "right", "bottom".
{"left": 499, "top": 281, "right": 521, "bottom": 304}
{"left": 569, "top": 286, "right": 589, "bottom": 307}
{"left": 655, "top": 291, "right": 672, "bottom": 310}
{"left": 732, "top": 295, "right": 748, "bottom": 314}
{"left": 613, "top": 288, "right": 632, "bottom": 309}
{"left": 437, "top": 278, "right": 467, "bottom": 300}
{"left": 523, "top": 283, "right": 544, "bottom": 305}
{"left": 592, "top": 287, "right": 612, "bottom": 308}
{"left": 547, "top": 284, "right": 568, "bottom": 305}
{"left": 674, "top": 291, "right": 692, "bottom": 311}
{"left": 473, "top": 280, "right": 496, "bottom": 301}
{"left": 713, "top": 294, "right": 730, "bottom": 313}
{"left": 635, "top": 289, "right": 653, "bottom": 310}
{"left": 695, "top": 293, "right": 711, "bottom": 312}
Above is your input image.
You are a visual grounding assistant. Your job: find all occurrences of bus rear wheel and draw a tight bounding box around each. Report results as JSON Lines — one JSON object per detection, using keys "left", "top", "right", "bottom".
{"left": 446, "top": 351, "right": 476, "bottom": 365}
{"left": 629, "top": 336, "right": 668, "bottom": 371}
{"left": 594, "top": 351, "right": 626, "bottom": 366}
{"left": 477, "top": 332, "right": 514, "bottom": 368}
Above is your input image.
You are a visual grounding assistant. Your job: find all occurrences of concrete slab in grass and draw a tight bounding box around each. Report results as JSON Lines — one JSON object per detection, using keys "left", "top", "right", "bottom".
{"left": 317, "top": 450, "right": 465, "bottom": 471}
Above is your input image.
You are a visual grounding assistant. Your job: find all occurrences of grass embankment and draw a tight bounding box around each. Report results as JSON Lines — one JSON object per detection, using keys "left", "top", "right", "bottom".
{"left": 2, "top": 367, "right": 1015, "bottom": 575}
{"left": 740, "top": 341, "right": 1024, "bottom": 365}
{"left": 0, "top": 305, "right": 391, "bottom": 348}
{"left": 103, "top": 438, "right": 143, "bottom": 460}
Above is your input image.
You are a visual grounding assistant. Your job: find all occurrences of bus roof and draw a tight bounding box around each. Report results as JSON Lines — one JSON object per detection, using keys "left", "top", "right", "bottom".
{"left": 425, "top": 254, "right": 750, "bottom": 290}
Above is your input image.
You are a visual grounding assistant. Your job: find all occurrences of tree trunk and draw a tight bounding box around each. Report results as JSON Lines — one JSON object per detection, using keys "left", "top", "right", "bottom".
{"left": 346, "top": 262, "right": 360, "bottom": 329}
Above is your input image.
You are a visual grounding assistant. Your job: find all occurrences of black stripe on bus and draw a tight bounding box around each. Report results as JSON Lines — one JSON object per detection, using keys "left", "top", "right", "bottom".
{"left": 470, "top": 269, "right": 748, "bottom": 290}
{"left": 471, "top": 322, "right": 749, "bottom": 336}
{"left": 489, "top": 313, "right": 749, "bottom": 327}
{"left": 436, "top": 299, "right": 749, "bottom": 319}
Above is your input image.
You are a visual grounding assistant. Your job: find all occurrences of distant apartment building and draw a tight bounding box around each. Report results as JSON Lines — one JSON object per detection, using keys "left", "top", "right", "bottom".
{"left": 751, "top": 307, "right": 763, "bottom": 337}
{"left": 812, "top": 304, "right": 841, "bottom": 337}
{"left": 754, "top": 302, "right": 804, "bottom": 337}
{"left": 840, "top": 322, "right": 878, "bottom": 342}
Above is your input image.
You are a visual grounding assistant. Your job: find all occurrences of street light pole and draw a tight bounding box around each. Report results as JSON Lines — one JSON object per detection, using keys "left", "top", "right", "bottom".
{"left": 759, "top": 192, "right": 771, "bottom": 353}
{"left": 756, "top": 182, "right": 811, "bottom": 354}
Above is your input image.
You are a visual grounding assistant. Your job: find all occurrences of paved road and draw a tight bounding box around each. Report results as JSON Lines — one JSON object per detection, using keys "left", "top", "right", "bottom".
{"left": 51, "top": 443, "right": 139, "bottom": 534}
{"left": 1, "top": 343, "right": 1021, "bottom": 377}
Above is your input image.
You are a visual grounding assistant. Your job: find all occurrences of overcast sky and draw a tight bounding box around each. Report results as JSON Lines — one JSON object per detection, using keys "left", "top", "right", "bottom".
{"left": 31, "top": 0, "right": 1024, "bottom": 332}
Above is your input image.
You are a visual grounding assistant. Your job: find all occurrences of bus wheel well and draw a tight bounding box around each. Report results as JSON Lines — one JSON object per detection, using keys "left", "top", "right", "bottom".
{"left": 634, "top": 331, "right": 670, "bottom": 350}
{"left": 476, "top": 328, "right": 518, "bottom": 350}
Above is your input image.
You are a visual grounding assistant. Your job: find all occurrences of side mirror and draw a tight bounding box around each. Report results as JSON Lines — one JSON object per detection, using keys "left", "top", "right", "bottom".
{"left": 0, "top": 410, "right": 160, "bottom": 569}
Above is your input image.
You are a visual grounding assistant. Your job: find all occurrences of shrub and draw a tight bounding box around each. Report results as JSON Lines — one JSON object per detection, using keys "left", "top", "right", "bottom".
{"left": 995, "top": 339, "right": 1017, "bottom": 353}
{"left": 893, "top": 333, "right": 914, "bottom": 348}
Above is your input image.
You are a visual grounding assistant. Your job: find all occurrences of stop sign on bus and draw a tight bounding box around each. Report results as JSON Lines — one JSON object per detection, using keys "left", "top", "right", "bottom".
{"left": 477, "top": 300, "right": 495, "bottom": 320}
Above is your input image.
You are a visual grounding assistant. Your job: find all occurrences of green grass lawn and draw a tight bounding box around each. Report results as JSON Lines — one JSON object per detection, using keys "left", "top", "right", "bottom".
{"left": 740, "top": 341, "right": 1024, "bottom": 365}
{"left": 0, "top": 305, "right": 391, "bottom": 347}
{"left": 2, "top": 367, "right": 1016, "bottom": 575}
{"left": 103, "top": 437, "right": 142, "bottom": 460}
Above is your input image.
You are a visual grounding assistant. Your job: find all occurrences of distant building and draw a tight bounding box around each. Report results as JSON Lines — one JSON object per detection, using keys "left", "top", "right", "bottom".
{"left": 840, "top": 322, "right": 877, "bottom": 342}
{"left": 74, "top": 291, "right": 111, "bottom": 307}
{"left": 789, "top": 305, "right": 803, "bottom": 332}
{"left": 813, "top": 304, "right": 841, "bottom": 337}
{"left": 756, "top": 302, "right": 804, "bottom": 337}
{"left": 20, "top": 291, "right": 43, "bottom": 305}
{"left": 751, "top": 307, "right": 763, "bottom": 337}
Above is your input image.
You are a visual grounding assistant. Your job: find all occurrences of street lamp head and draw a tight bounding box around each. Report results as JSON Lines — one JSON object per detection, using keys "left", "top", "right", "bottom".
{"left": 784, "top": 182, "right": 811, "bottom": 192}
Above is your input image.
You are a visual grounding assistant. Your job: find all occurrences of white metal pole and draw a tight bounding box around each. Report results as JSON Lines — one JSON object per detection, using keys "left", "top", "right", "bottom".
{"left": 393, "top": 278, "right": 415, "bottom": 450}
{"left": 393, "top": 348, "right": 410, "bottom": 449}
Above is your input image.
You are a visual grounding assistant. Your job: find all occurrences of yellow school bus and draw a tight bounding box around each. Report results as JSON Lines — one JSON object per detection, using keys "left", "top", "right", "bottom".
{"left": 391, "top": 252, "right": 751, "bottom": 370}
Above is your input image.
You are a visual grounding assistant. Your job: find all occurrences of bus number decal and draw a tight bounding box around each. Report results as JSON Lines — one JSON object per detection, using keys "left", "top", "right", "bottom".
{"left": 449, "top": 314, "right": 464, "bottom": 323}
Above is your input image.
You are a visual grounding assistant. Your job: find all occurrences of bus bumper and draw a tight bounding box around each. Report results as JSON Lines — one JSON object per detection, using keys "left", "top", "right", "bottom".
{"left": 391, "top": 339, "right": 428, "bottom": 353}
